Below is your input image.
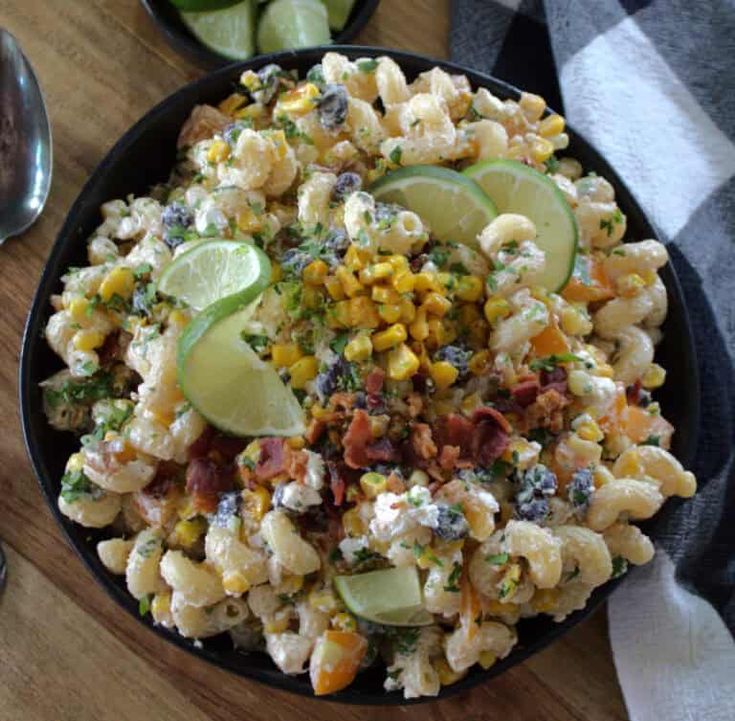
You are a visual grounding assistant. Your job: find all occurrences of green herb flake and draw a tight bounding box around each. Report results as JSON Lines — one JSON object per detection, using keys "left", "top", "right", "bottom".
{"left": 529, "top": 353, "right": 584, "bottom": 372}
{"left": 388, "top": 145, "right": 403, "bottom": 166}
{"left": 356, "top": 58, "right": 378, "bottom": 74}
{"left": 486, "top": 552, "right": 509, "bottom": 566}
{"left": 138, "top": 594, "right": 152, "bottom": 617}
{"left": 443, "top": 562, "right": 462, "bottom": 593}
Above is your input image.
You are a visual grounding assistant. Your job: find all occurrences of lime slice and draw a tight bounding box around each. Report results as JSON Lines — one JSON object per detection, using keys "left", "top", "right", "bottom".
{"left": 181, "top": 0, "right": 256, "bottom": 60}
{"left": 321, "top": 0, "right": 355, "bottom": 30}
{"left": 334, "top": 567, "right": 434, "bottom": 627}
{"left": 370, "top": 165, "right": 497, "bottom": 249}
{"left": 257, "top": 0, "right": 331, "bottom": 54}
{"left": 464, "top": 159, "right": 578, "bottom": 291}
{"left": 158, "top": 240, "right": 271, "bottom": 312}
{"left": 178, "top": 298, "right": 306, "bottom": 437}
{"left": 170, "top": 0, "right": 241, "bottom": 11}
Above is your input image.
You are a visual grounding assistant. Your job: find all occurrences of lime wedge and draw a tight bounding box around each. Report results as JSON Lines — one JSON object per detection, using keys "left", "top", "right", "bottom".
{"left": 181, "top": 0, "right": 256, "bottom": 60}
{"left": 370, "top": 165, "right": 497, "bottom": 249}
{"left": 170, "top": 0, "right": 241, "bottom": 11}
{"left": 321, "top": 0, "right": 355, "bottom": 30}
{"left": 334, "top": 567, "right": 434, "bottom": 627}
{"left": 464, "top": 159, "right": 578, "bottom": 291}
{"left": 178, "top": 298, "right": 306, "bottom": 437}
{"left": 158, "top": 240, "right": 271, "bottom": 312}
{"left": 257, "top": 0, "right": 331, "bottom": 53}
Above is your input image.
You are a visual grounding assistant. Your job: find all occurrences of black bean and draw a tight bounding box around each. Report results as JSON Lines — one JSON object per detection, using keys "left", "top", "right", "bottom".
{"left": 317, "top": 84, "right": 348, "bottom": 130}
{"left": 332, "top": 172, "right": 362, "bottom": 200}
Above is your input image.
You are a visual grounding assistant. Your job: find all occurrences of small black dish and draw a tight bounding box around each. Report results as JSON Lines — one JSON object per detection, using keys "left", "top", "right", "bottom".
{"left": 141, "top": 0, "right": 381, "bottom": 69}
{"left": 20, "top": 46, "right": 700, "bottom": 704}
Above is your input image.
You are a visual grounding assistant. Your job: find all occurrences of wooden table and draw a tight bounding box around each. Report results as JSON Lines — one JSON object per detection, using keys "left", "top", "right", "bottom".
{"left": 0, "top": 2, "right": 629, "bottom": 719}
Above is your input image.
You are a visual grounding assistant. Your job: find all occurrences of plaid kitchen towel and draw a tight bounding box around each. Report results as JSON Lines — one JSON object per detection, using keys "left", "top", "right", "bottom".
{"left": 451, "top": 2, "right": 735, "bottom": 720}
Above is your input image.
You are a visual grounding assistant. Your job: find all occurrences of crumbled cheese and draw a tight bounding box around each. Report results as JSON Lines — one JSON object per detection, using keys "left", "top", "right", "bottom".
{"left": 304, "top": 450, "right": 325, "bottom": 490}
{"left": 280, "top": 481, "right": 322, "bottom": 512}
{"left": 370, "top": 488, "right": 439, "bottom": 541}
{"left": 338, "top": 536, "right": 369, "bottom": 564}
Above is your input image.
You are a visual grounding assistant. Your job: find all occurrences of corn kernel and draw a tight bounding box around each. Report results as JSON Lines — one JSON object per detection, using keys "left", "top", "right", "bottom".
{"left": 371, "top": 285, "right": 401, "bottom": 305}
{"left": 289, "top": 356, "right": 319, "bottom": 389}
{"left": 287, "top": 436, "right": 306, "bottom": 450}
{"left": 348, "top": 296, "right": 381, "bottom": 328}
{"left": 468, "top": 350, "right": 491, "bottom": 376}
{"left": 372, "top": 323, "right": 407, "bottom": 352}
{"left": 331, "top": 611, "right": 357, "bottom": 632}
{"left": 455, "top": 275, "right": 484, "bottom": 302}
{"left": 344, "top": 244, "right": 370, "bottom": 271}
{"left": 242, "top": 486, "right": 271, "bottom": 521}
{"left": 271, "top": 343, "right": 303, "bottom": 368}
{"left": 309, "top": 589, "right": 341, "bottom": 613}
{"left": 302, "top": 286, "right": 324, "bottom": 310}
{"left": 369, "top": 416, "right": 389, "bottom": 438}
{"left": 342, "top": 507, "right": 367, "bottom": 537}
{"left": 73, "top": 329, "right": 105, "bottom": 351}
{"left": 641, "top": 363, "right": 666, "bottom": 390}
{"left": 409, "top": 308, "right": 429, "bottom": 341}
{"left": 359, "top": 262, "right": 393, "bottom": 285}
{"left": 386, "top": 254, "right": 409, "bottom": 272}
{"left": 271, "top": 262, "right": 282, "bottom": 283}
{"left": 538, "top": 114, "right": 565, "bottom": 138}
{"left": 172, "top": 517, "right": 206, "bottom": 549}
{"left": 168, "top": 309, "right": 189, "bottom": 330}
{"left": 345, "top": 485, "right": 361, "bottom": 503}
{"left": 392, "top": 270, "right": 416, "bottom": 294}
{"left": 277, "top": 82, "right": 320, "bottom": 115}
{"left": 434, "top": 658, "right": 466, "bottom": 686}
{"left": 422, "top": 291, "right": 452, "bottom": 317}
{"left": 461, "top": 392, "right": 483, "bottom": 414}
{"left": 596, "top": 363, "right": 615, "bottom": 378}
{"left": 484, "top": 296, "right": 511, "bottom": 325}
{"left": 399, "top": 297, "right": 417, "bottom": 323}
{"left": 267, "top": 129, "right": 288, "bottom": 160}
{"left": 303, "top": 259, "right": 328, "bottom": 286}
{"left": 324, "top": 275, "right": 346, "bottom": 300}
{"left": 336, "top": 266, "right": 364, "bottom": 298}
{"left": 66, "top": 453, "right": 84, "bottom": 473}
{"left": 235, "top": 208, "right": 262, "bottom": 233}
{"left": 223, "top": 571, "right": 250, "bottom": 595}
{"left": 387, "top": 342, "right": 420, "bottom": 381}
{"left": 616, "top": 273, "right": 646, "bottom": 297}
{"left": 531, "top": 588, "right": 561, "bottom": 613}
{"left": 430, "top": 361, "right": 459, "bottom": 390}
{"left": 560, "top": 305, "right": 592, "bottom": 336}
{"left": 408, "top": 469, "right": 429, "bottom": 487}
{"left": 99, "top": 266, "right": 135, "bottom": 302}
{"left": 378, "top": 303, "right": 402, "bottom": 324}
{"left": 519, "top": 92, "right": 546, "bottom": 121}
{"left": 207, "top": 139, "right": 230, "bottom": 164}
{"left": 278, "top": 575, "right": 304, "bottom": 596}
{"left": 234, "top": 102, "right": 265, "bottom": 120}
{"left": 344, "top": 334, "right": 373, "bottom": 362}
{"left": 640, "top": 269, "right": 657, "bottom": 285}
{"left": 327, "top": 300, "right": 351, "bottom": 328}
{"left": 426, "top": 318, "right": 446, "bottom": 348}
{"left": 360, "top": 472, "right": 387, "bottom": 499}
{"left": 218, "top": 93, "right": 247, "bottom": 116}
{"left": 576, "top": 420, "right": 604, "bottom": 443}
{"left": 531, "top": 136, "right": 555, "bottom": 163}
{"left": 415, "top": 545, "right": 442, "bottom": 570}
{"left": 151, "top": 592, "right": 172, "bottom": 625}
{"left": 239, "top": 70, "right": 260, "bottom": 91}
{"left": 69, "top": 297, "right": 90, "bottom": 322}
{"left": 478, "top": 652, "right": 497, "bottom": 670}
{"left": 414, "top": 271, "right": 442, "bottom": 294}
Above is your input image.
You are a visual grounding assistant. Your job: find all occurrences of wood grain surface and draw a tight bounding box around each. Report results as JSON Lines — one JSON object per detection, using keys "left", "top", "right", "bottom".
{"left": 0, "top": 1, "right": 629, "bottom": 719}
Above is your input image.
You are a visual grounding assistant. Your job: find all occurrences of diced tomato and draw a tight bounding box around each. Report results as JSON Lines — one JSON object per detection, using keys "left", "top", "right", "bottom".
{"left": 310, "top": 631, "right": 368, "bottom": 696}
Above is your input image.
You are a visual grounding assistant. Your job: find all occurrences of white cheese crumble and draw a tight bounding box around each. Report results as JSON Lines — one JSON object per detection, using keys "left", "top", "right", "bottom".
{"left": 370, "top": 487, "right": 439, "bottom": 542}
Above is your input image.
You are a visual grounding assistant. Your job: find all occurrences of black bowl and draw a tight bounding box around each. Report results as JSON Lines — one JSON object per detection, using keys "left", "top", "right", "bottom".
{"left": 141, "top": 0, "right": 381, "bottom": 69}
{"left": 20, "top": 46, "right": 700, "bottom": 704}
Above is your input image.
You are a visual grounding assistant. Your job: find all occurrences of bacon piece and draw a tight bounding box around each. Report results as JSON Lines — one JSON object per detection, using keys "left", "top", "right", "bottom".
{"left": 331, "top": 392, "right": 357, "bottom": 411}
{"left": 305, "top": 418, "right": 326, "bottom": 445}
{"left": 210, "top": 434, "right": 248, "bottom": 462}
{"left": 255, "top": 438, "right": 286, "bottom": 481}
{"left": 471, "top": 406, "right": 512, "bottom": 434}
{"left": 188, "top": 426, "right": 215, "bottom": 460}
{"left": 365, "top": 367, "right": 385, "bottom": 395}
{"left": 386, "top": 471, "right": 406, "bottom": 494}
{"left": 436, "top": 414, "right": 474, "bottom": 454}
{"left": 626, "top": 379, "right": 643, "bottom": 406}
{"left": 471, "top": 407, "right": 511, "bottom": 465}
{"left": 540, "top": 367, "right": 568, "bottom": 395}
{"left": 511, "top": 378, "right": 540, "bottom": 407}
{"left": 411, "top": 423, "right": 438, "bottom": 460}
{"left": 326, "top": 461, "right": 350, "bottom": 506}
{"left": 286, "top": 448, "right": 310, "bottom": 483}
{"left": 142, "top": 461, "right": 180, "bottom": 498}
{"left": 406, "top": 392, "right": 423, "bottom": 418}
{"left": 185, "top": 457, "right": 234, "bottom": 512}
{"left": 343, "top": 409, "right": 372, "bottom": 469}
{"left": 439, "top": 444, "right": 461, "bottom": 471}
{"left": 97, "top": 331, "right": 122, "bottom": 366}
{"left": 525, "top": 388, "right": 570, "bottom": 433}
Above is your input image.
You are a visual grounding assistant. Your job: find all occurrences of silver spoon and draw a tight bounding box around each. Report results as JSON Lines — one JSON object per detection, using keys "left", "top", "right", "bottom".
{"left": 0, "top": 28, "right": 52, "bottom": 243}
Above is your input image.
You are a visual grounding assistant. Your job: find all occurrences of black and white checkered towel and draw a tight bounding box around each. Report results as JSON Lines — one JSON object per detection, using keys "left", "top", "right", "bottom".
{"left": 451, "top": 2, "right": 735, "bottom": 719}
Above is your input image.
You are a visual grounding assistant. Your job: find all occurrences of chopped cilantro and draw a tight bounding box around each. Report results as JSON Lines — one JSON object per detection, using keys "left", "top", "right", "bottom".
{"left": 599, "top": 208, "right": 624, "bottom": 236}
{"left": 138, "top": 594, "right": 152, "bottom": 617}
{"left": 611, "top": 556, "right": 628, "bottom": 578}
{"left": 60, "top": 468, "right": 98, "bottom": 503}
{"left": 43, "top": 373, "right": 113, "bottom": 409}
{"left": 428, "top": 245, "right": 451, "bottom": 268}
{"left": 329, "top": 332, "right": 350, "bottom": 355}
{"left": 544, "top": 155, "right": 560, "bottom": 174}
{"left": 356, "top": 58, "right": 378, "bottom": 73}
{"left": 486, "top": 552, "right": 509, "bottom": 566}
{"left": 241, "top": 333, "right": 269, "bottom": 353}
{"left": 388, "top": 145, "right": 403, "bottom": 165}
{"left": 443, "top": 562, "right": 462, "bottom": 593}
{"left": 133, "top": 263, "right": 152, "bottom": 280}
{"left": 529, "top": 353, "right": 583, "bottom": 372}
{"left": 642, "top": 434, "right": 661, "bottom": 447}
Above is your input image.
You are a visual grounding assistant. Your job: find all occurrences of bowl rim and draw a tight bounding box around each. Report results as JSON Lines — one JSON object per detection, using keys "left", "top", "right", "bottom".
{"left": 139, "top": 0, "right": 382, "bottom": 69}
{"left": 19, "top": 44, "right": 700, "bottom": 705}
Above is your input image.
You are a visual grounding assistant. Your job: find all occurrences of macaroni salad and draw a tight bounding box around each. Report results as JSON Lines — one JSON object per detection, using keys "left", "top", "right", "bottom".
{"left": 42, "top": 52, "right": 697, "bottom": 698}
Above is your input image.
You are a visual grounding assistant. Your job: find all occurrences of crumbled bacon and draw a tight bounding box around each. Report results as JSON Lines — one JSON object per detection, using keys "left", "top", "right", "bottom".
{"left": 524, "top": 389, "right": 570, "bottom": 433}
{"left": 406, "top": 392, "right": 423, "bottom": 418}
{"left": 411, "top": 423, "right": 438, "bottom": 460}
{"left": 342, "top": 409, "right": 372, "bottom": 469}
{"left": 96, "top": 331, "right": 122, "bottom": 366}
{"left": 386, "top": 471, "right": 406, "bottom": 494}
{"left": 365, "top": 368, "right": 385, "bottom": 395}
{"left": 540, "top": 367, "right": 568, "bottom": 395}
{"left": 185, "top": 457, "right": 234, "bottom": 512}
{"left": 331, "top": 392, "right": 357, "bottom": 411}
{"left": 365, "top": 438, "right": 401, "bottom": 463}
{"left": 285, "top": 449, "right": 310, "bottom": 484}
{"left": 209, "top": 434, "right": 248, "bottom": 461}
{"left": 326, "top": 461, "right": 360, "bottom": 507}
{"left": 626, "top": 380, "right": 643, "bottom": 406}
{"left": 255, "top": 438, "right": 286, "bottom": 481}
{"left": 439, "top": 444, "right": 461, "bottom": 471}
{"left": 305, "top": 418, "right": 326, "bottom": 445}
{"left": 435, "top": 414, "right": 474, "bottom": 455}
{"left": 142, "top": 461, "right": 180, "bottom": 498}
{"left": 511, "top": 377, "right": 541, "bottom": 407}
{"left": 188, "top": 426, "right": 215, "bottom": 459}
